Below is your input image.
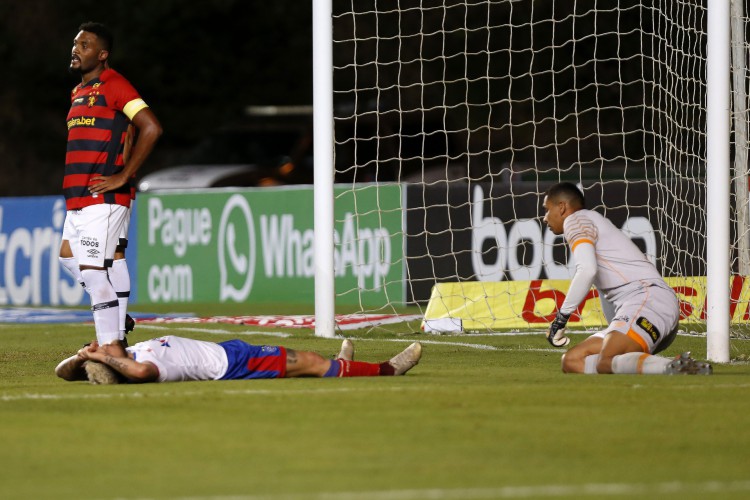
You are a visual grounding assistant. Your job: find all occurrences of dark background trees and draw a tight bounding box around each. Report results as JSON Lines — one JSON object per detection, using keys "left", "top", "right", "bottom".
{"left": 0, "top": 0, "right": 313, "bottom": 196}
{"left": 1, "top": 0, "right": 695, "bottom": 195}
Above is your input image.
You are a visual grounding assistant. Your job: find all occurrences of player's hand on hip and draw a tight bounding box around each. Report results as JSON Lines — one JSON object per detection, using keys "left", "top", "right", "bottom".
{"left": 546, "top": 312, "right": 571, "bottom": 347}
{"left": 89, "top": 173, "right": 126, "bottom": 194}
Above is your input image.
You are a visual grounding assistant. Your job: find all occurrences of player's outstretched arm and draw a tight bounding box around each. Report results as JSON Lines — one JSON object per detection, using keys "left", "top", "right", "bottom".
{"left": 547, "top": 240, "right": 598, "bottom": 348}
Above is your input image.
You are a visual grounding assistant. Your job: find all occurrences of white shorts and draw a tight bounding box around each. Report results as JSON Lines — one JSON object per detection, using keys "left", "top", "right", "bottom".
{"left": 64, "top": 205, "right": 129, "bottom": 268}
{"left": 590, "top": 283, "right": 679, "bottom": 354}
{"left": 119, "top": 206, "right": 132, "bottom": 249}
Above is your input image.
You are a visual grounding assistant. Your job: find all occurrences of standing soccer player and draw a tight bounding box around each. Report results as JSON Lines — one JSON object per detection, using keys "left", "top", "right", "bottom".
{"left": 59, "top": 123, "right": 137, "bottom": 342}
{"left": 542, "top": 182, "right": 711, "bottom": 375}
{"left": 64, "top": 22, "right": 161, "bottom": 346}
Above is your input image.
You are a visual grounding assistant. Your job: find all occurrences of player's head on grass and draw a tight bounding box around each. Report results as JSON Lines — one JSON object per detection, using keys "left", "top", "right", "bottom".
{"left": 542, "top": 182, "right": 585, "bottom": 235}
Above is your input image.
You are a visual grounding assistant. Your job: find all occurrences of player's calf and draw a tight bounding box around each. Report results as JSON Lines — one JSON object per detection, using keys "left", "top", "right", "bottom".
{"left": 81, "top": 268, "right": 120, "bottom": 345}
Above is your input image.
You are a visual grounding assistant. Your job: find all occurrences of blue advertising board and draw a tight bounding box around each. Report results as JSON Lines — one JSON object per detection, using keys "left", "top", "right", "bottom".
{"left": 0, "top": 196, "right": 138, "bottom": 306}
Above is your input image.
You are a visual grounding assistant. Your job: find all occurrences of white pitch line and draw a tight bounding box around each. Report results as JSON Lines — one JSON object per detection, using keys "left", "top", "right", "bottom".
{"left": 347, "top": 337, "right": 497, "bottom": 351}
{"left": 137, "top": 324, "right": 291, "bottom": 338}
{"left": 121, "top": 480, "right": 750, "bottom": 500}
{"left": 453, "top": 331, "right": 558, "bottom": 337}
{"left": 0, "top": 386, "right": 417, "bottom": 403}
{"left": 430, "top": 330, "right": 750, "bottom": 340}
{"left": 348, "top": 337, "right": 561, "bottom": 352}
{"left": 5, "top": 376, "right": 750, "bottom": 403}
{"left": 0, "top": 393, "right": 121, "bottom": 402}
{"left": 630, "top": 383, "right": 750, "bottom": 390}
{"left": 137, "top": 327, "right": 539, "bottom": 351}
{"left": 423, "top": 331, "right": 599, "bottom": 337}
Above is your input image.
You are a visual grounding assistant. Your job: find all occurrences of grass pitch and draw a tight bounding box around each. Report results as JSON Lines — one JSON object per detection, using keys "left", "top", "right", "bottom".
{"left": 1, "top": 319, "right": 750, "bottom": 500}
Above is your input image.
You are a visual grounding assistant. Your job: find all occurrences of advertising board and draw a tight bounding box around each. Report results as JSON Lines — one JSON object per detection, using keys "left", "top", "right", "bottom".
{"left": 404, "top": 180, "right": 704, "bottom": 303}
{"left": 137, "top": 185, "right": 404, "bottom": 306}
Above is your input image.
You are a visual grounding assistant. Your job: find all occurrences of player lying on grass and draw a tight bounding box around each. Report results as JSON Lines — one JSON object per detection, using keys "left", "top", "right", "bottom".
{"left": 55, "top": 336, "right": 422, "bottom": 384}
{"left": 542, "top": 182, "right": 712, "bottom": 375}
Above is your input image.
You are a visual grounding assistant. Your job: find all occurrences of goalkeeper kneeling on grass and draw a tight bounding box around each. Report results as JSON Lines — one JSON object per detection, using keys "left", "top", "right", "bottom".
{"left": 55, "top": 336, "right": 422, "bottom": 384}
{"left": 542, "top": 182, "right": 711, "bottom": 375}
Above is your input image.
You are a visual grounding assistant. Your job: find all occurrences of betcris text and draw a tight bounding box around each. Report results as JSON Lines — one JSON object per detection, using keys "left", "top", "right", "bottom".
{"left": 0, "top": 198, "right": 85, "bottom": 306}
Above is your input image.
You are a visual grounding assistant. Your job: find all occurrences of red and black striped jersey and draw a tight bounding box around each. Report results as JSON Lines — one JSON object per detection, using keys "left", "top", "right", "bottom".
{"left": 64, "top": 68, "right": 148, "bottom": 210}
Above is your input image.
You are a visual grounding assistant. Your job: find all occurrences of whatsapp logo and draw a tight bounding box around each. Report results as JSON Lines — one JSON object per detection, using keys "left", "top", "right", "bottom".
{"left": 218, "top": 195, "right": 256, "bottom": 302}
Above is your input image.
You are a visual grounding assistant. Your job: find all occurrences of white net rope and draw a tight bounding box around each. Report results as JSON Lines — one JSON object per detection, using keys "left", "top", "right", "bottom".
{"left": 330, "top": 0, "right": 749, "bottom": 336}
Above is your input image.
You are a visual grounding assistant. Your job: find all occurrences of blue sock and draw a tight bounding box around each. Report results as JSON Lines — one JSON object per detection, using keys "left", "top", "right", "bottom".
{"left": 323, "top": 360, "right": 341, "bottom": 377}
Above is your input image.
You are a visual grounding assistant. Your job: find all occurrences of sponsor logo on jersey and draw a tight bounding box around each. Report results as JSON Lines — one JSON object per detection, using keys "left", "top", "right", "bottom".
{"left": 636, "top": 316, "right": 660, "bottom": 342}
{"left": 86, "top": 248, "right": 100, "bottom": 258}
{"left": 67, "top": 116, "right": 97, "bottom": 130}
{"left": 80, "top": 237, "right": 99, "bottom": 248}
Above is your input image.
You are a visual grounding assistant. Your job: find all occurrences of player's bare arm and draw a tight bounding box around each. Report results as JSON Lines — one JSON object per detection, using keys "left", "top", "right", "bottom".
{"left": 122, "top": 123, "right": 135, "bottom": 164}
{"left": 54, "top": 353, "right": 88, "bottom": 381}
{"left": 101, "top": 354, "right": 158, "bottom": 382}
{"left": 89, "top": 108, "right": 162, "bottom": 194}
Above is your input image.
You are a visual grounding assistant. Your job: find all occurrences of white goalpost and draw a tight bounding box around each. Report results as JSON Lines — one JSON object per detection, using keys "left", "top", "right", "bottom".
{"left": 312, "top": 0, "right": 745, "bottom": 362}
{"left": 313, "top": 0, "right": 336, "bottom": 338}
{"left": 705, "top": 0, "right": 730, "bottom": 361}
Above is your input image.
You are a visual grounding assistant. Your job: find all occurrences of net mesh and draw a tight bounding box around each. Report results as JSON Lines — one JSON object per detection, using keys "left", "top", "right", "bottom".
{"left": 330, "top": 0, "right": 749, "bottom": 338}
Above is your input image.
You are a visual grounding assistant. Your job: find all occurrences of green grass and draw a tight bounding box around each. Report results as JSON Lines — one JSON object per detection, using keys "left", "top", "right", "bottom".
{"left": 1, "top": 319, "right": 750, "bottom": 500}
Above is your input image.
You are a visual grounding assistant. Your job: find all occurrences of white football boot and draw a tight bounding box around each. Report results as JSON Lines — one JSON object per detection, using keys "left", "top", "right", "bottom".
{"left": 337, "top": 339, "right": 354, "bottom": 361}
{"left": 388, "top": 342, "right": 422, "bottom": 375}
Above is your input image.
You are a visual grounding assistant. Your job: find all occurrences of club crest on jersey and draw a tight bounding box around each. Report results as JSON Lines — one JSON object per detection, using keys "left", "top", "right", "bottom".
{"left": 87, "top": 96, "right": 97, "bottom": 107}
{"left": 636, "top": 316, "right": 660, "bottom": 342}
{"left": 157, "top": 338, "right": 171, "bottom": 348}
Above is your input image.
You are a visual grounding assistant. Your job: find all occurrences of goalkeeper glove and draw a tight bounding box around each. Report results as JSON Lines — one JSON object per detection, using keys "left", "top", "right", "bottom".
{"left": 546, "top": 312, "right": 571, "bottom": 347}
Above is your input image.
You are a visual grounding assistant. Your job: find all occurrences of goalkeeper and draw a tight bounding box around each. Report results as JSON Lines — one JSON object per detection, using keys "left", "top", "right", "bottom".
{"left": 541, "top": 182, "right": 711, "bottom": 375}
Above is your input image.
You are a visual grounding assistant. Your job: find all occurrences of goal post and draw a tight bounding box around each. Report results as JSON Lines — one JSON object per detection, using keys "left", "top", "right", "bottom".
{"left": 313, "top": 0, "right": 744, "bottom": 360}
{"left": 706, "top": 0, "right": 730, "bottom": 362}
{"left": 313, "top": 0, "right": 336, "bottom": 338}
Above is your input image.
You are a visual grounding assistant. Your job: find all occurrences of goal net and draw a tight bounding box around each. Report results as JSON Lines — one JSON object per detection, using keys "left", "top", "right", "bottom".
{"left": 327, "top": 0, "right": 750, "bottom": 340}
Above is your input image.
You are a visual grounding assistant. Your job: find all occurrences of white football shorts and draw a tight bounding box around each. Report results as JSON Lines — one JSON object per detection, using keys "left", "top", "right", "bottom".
{"left": 118, "top": 206, "right": 132, "bottom": 249}
{"left": 590, "top": 282, "right": 679, "bottom": 354}
{"left": 64, "top": 204, "right": 129, "bottom": 268}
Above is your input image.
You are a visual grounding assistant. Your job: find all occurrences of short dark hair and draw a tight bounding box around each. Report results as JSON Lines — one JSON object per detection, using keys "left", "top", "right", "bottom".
{"left": 78, "top": 22, "right": 113, "bottom": 52}
{"left": 546, "top": 182, "right": 585, "bottom": 209}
